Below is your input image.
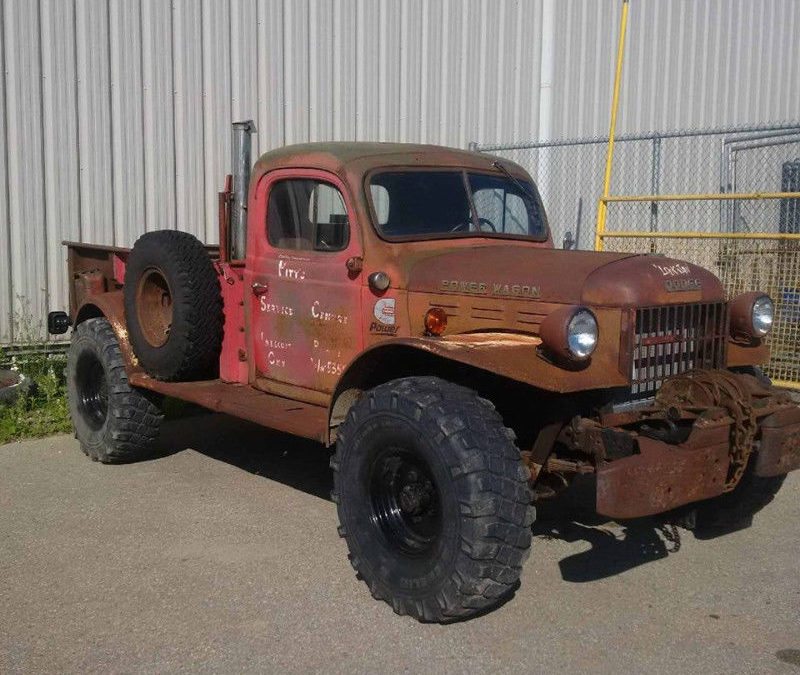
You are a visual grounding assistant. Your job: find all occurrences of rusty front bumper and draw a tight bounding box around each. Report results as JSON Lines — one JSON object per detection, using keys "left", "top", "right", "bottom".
{"left": 592, "top": 371, "right": 800, "bottom": 519}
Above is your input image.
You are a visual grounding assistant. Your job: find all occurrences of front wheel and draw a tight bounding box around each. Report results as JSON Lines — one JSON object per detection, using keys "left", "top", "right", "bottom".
{"left": 67, "top": 318, "right": 163, "bottom": 463}
{"left": 331, "top": 377, "right": 534, "bottom": 622}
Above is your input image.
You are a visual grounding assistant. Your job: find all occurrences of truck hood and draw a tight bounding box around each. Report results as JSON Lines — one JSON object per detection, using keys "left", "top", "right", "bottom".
{"left": 405, "top": 245, "right": 725, "bottom": 307}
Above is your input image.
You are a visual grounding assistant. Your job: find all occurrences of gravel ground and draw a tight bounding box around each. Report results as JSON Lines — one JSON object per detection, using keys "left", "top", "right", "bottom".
{"left": 1, "top": 413, "right": 799, "bottom": 674}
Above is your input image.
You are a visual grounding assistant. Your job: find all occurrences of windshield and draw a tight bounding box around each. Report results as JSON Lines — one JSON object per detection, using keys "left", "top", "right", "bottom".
{"left": 368, "top": 170, "right": 547, "bottom": 241}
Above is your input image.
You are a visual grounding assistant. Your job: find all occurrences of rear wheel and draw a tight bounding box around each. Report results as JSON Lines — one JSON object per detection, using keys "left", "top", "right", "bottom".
{"left": 67, "top": 318, "right": 163, "bottom": 463}
{"left": 332, "top": 377, "right": 534, "bottom": 622}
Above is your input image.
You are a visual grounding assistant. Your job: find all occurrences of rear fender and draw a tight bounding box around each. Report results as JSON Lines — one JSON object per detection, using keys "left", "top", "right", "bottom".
{"left": 73, "top": 291, "right": 137, "bottom": 369}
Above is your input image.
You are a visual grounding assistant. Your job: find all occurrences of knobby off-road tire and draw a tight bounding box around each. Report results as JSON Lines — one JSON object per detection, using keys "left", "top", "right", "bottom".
{"left": 331, "top": 376, "right": 534, "bottom": 622}
{"left": 124, "top": 230, "right": 223, "bottom": 381}
{"left": 694, "top": 366, "right": 786, "bottom": 534}
{"left": 67, "top": 318, "right": 163, "bottom": 463}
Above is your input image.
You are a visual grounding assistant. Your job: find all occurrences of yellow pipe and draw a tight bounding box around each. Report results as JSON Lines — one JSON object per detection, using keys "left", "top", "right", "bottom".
{"left": 596, "top": 0, "right": 630, "bottom": 252}
{"left": 602, "top": 191, "right": 800, "bottom": 203}
{"left": 601, "top": 230, "right": 800, "bottom": 240}
{"left": 771, "top": 380, "right": 800, "bottom": 391}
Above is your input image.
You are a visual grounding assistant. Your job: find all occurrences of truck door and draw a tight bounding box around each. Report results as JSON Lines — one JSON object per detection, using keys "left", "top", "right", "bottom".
{"left": 246, "top": 169, "right": 363, "bottom": 396}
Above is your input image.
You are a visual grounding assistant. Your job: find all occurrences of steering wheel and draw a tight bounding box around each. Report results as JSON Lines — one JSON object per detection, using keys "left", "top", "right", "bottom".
{"left": 450, "top": 217, "right": 497, "bottom": 233}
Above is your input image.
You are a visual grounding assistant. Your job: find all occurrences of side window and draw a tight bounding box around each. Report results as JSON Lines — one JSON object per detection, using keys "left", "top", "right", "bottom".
{"left": 267, "top": 179, "right": 349, "bottom": 252}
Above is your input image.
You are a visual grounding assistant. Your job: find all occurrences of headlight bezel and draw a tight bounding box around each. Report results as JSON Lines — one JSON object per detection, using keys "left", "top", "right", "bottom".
{"left": 540, "top": 305, "right": 599, "bottom": 363}
{"left": 730, "top": 291, "right": 774, "bottom": 340}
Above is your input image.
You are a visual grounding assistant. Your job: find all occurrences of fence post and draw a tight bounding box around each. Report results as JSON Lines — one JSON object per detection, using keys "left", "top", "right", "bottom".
{"left": 595, "top": 199, "right": 607, "bottom": 251}
{"left": 649, "top": 136, "right": 662, "bottom": 251}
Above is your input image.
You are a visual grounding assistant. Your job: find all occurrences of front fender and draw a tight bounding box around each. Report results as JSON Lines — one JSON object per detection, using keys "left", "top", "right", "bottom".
{"left": 334, "top": 331, "right": 629, "bottom": 401}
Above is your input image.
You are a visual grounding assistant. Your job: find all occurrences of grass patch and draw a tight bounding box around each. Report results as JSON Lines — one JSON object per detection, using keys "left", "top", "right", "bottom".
{"left": 0, "top": 348, "right": 72, "bottom": 445}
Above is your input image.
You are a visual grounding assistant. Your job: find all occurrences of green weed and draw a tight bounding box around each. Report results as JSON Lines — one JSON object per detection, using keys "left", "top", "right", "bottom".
{"left": 1, "top": 294, "right": 73, "bottom": 444}
{"left": 0, "top": 347, "right": 72, "bottom": 445}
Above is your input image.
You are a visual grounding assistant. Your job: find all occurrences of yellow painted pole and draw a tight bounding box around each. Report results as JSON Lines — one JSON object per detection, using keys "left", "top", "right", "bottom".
{"left": 604, "top": 191, "right": 800, "bottom": 202}
{"left": 601, "top": 230, "right": 800, "bottom": 241}
{"left": 595, "top": 0, "right": 630, "bottom": 251}
{"left": 772, "top": 380, "right": 800, "bottom": 391}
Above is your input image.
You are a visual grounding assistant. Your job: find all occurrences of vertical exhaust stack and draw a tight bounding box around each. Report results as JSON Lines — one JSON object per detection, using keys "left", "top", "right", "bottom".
{"left": 230, "top": 120, "right": 257, "bottom": 260}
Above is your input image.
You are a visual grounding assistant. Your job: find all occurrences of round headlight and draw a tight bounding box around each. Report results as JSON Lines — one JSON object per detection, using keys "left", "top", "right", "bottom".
{"left": 567, "top": 309, "right": 599, "bottom": 359}
{"left": 751, "top": 295, "right": 774, "bottom": 337}
{"left": 540, "top": 306, "right": 599, "bottom": 363}
{"left": 730, "top": 292, "right": 774, "bottom": 340}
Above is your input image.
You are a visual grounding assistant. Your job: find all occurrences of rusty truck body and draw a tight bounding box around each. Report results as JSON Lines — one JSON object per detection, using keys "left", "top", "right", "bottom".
{"left": 50, "top": 127, "right": 800, "bottom": 622}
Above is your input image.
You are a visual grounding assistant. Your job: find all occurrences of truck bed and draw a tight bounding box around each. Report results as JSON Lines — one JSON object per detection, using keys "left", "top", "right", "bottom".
{"left": 129, "top": 373, "right": 329, "bottom": 444}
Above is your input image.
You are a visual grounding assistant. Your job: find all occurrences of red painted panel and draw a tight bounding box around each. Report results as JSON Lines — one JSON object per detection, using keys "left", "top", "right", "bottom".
{"left": 217, "top": 261, "right": 247, "bottom": 383}
{"left": 245, "top": 168, "right": 364, "bottom": 393}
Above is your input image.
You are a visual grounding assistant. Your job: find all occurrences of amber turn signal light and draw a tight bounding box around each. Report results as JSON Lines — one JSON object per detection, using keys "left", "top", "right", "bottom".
{"left": 424, "top": 307, "right": 448, "bottom": 336}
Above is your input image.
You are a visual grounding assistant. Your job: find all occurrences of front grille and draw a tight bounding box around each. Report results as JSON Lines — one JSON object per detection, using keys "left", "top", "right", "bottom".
{"left": 631, "top": 302, "right": 728, "bottom": 396}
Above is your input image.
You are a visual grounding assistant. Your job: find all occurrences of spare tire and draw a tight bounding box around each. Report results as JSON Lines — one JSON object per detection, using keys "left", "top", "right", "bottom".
{"left": 124, "top": 230, "right": 223, "bottom": 381}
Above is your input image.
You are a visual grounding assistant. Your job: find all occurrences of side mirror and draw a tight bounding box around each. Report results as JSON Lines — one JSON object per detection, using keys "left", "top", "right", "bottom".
{"left": 47, "top": 311, "right": 72, "bottom": 335}
{"left": 562, "top": 231, "right": 576, "bottom": 250}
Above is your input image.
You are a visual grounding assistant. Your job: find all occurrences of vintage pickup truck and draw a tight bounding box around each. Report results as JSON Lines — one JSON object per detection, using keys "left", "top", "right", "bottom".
{"left": 49, "top": 124, "right": 800, "bottom": 622}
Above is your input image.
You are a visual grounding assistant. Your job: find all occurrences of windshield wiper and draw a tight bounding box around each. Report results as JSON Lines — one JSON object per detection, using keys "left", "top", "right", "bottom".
{"left": 491, "top": 160, "right": 538, "bottom": 203}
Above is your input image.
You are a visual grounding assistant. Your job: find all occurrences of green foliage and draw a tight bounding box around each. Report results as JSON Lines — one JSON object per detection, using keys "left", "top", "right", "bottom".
{"left": 0, "top": 348, "right": 72, "bottom": 445}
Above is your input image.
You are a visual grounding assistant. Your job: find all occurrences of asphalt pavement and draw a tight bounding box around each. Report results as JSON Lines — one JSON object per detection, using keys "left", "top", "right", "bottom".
{"left": 1, "top": 413, "right": 799, "bottom": 674}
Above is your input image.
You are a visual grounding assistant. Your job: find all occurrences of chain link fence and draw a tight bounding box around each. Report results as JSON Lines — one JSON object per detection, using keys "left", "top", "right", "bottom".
{"left": 473, "top": 122, "right": 800, "bottom": 389}
{"left": 472, "top": 122, "right": 800, "bottom": 249}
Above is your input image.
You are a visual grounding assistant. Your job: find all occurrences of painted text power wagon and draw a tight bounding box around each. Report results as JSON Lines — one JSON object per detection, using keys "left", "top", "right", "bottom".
{"left": 51, "top": 128, "right": 800, "bottom": 622}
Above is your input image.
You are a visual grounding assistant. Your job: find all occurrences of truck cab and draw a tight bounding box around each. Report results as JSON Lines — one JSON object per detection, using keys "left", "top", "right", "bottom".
{"left": 239, "top": 144, "right": 552, "bottom": 394}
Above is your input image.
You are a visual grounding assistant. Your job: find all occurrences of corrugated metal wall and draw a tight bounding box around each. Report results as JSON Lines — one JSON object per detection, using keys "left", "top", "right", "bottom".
{"left": 551, "top": 0, "right": 800, "bottom": 139}
{"left": 1, "top": 0, "right": 798, "bottom": 342}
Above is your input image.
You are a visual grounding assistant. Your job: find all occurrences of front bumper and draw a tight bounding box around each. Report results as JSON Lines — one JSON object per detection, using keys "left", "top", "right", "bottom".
{"left": 585, "top": 371, "right": 800, "bottom": 519}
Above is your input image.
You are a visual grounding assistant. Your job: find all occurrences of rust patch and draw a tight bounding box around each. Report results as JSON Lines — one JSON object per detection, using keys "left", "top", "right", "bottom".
{"left": 597, "top": 435, "right": 730, "bottom": 519}
{"left": 754, "top": 407, "right": 800, "bottom": 477}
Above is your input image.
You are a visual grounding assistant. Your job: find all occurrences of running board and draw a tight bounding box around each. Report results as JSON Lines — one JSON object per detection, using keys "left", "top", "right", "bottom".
{"left": 129, "top": 372, "right": 329, "bottom": 444}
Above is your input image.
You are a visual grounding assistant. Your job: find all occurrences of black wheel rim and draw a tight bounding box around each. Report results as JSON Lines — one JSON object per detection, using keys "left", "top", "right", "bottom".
{"left": 76, "top": 351, "right": 109, "bottom": 431}
{"left": 369, "top": 448, "right": 442, "bottom": 555}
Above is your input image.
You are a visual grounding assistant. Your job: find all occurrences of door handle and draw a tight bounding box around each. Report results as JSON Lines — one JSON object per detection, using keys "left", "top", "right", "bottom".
{"left": 251, "top": 282, "right": 268, "bottom": 296}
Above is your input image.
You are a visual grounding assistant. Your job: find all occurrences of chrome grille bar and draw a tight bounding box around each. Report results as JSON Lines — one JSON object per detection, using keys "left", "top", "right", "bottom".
{"left": 631, "top": 302, "right": 728, "bottom": 396}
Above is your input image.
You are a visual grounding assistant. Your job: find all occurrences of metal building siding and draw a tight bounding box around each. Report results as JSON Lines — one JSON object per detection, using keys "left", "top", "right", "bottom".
{"left": 172, "top": 0, "right": 205, "bottom": 237}
{"left": 550, "top": 0, "right": 800, "bottom": 140}
{"left": 4, "top": 0, "right": 48, "bottom": 339}
{"left": 1, "top": 0, "right": 798, "bottom": 343}
{"left": 0, "top": 1, "right": 8, "bottom": 341}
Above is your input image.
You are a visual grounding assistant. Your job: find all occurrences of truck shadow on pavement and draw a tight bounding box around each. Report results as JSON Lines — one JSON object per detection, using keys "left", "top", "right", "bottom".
{"left": 154, "top": 412, "right": 334, "bottom": 500}
{"left": 532, "top": 479, "right": 684, "bottom": 583}
{"left": 154, "top": 412, "right": 695, "bottom": 585}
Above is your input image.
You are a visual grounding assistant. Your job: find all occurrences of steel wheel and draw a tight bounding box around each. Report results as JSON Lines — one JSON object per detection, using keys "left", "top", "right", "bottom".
{"left": 75, "top": 350, "right": 109, "bottom": 431}
{"left": 135, "top": 266, "right": 173, "bottom": 348}
{"left": 369, "top": 448, "right": 442, "bottom": 555}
